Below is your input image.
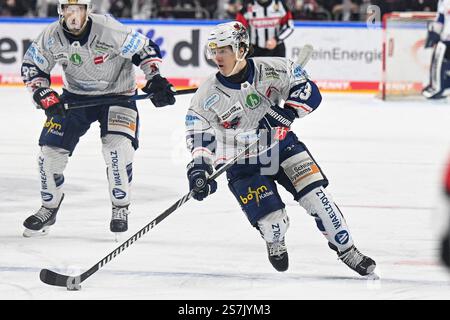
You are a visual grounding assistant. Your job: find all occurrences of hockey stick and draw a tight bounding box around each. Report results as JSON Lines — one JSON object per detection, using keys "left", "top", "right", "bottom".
{"left": 39, "top": 137, "right": 268, "bottom": 289}
{"left": 63, "top": 88, "right": 198, "bottom": 110}
{"left": 61, "top": 44, "right": 312, "bottom": 111}
{"left": 40, "top": 45, "right": 313, "bottom": 289}
{"left": 296, "top": 44, "right": 314, "bottom": 68}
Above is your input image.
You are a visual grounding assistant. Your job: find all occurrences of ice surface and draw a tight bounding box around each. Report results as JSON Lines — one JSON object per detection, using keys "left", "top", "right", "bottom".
{"left": 0, "top": 87, "right": 449, "bottom": 299}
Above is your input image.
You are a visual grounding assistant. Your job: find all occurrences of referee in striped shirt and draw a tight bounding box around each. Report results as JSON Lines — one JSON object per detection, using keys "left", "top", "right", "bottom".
{"left": 236, "top": 0, "right": 294, "bottom": 57}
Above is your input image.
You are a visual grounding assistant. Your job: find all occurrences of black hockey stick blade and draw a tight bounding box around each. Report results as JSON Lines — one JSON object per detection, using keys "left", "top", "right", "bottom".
{"left": 40, "top": 269, "right": 70, "bottom": 287}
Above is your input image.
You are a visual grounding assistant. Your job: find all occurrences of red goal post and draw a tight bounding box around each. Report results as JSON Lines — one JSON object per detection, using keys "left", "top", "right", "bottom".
{"left": 381, "top": 12, "right": 437, "bottom": 100}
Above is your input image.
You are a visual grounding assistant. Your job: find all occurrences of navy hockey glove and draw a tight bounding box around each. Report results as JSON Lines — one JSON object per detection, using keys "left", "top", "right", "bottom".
{"left": 187, "top": 159, "right": 217, "bottom": 201}
{"left": 425, "top": 31, "right": 440, "bottom": 48}
{"left": 259, "top": 104, "right": 298, "bottom": 140}
{"left": 33, "top": 87, "right": 65, "bottom": 117}
{"left": 142, "top": 74, "right": 176, "bottom": 108}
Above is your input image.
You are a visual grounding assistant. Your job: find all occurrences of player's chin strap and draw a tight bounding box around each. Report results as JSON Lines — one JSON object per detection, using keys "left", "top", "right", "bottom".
{"left": 224, "top": 48, "right": 249, "bottom": 77}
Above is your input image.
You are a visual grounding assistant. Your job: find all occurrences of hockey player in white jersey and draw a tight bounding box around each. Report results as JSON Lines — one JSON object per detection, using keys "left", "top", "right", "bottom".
{"left": 185, "top": 21, "right": 376, "bottom": 276}
{"left": 423, "top": 0, "right": 450, "bottom": 99}
{"left": 21, "top": 0, "right": 176, "bottom": 237}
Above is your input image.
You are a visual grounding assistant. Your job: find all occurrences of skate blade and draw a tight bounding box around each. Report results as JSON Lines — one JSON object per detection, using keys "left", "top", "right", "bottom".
{"left": 23, "top": 226, "right": 50, "bottom": 238}
{"left": 113, "top": 232, "right": 124, "bottom": 242}
{"left": 364, "top": 272, "right": 380, "bottom": 280}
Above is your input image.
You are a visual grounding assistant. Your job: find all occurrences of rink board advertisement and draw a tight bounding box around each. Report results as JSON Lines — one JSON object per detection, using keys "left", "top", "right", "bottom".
{"left": 0, "top": 18, "right": 428, "bottom": 92}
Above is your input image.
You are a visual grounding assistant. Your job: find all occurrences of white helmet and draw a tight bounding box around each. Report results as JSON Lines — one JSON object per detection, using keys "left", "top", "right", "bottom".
{"left": 57, "top": 0, "right": 92, "bottom": 15}
{"left": 206, "top": 21, "right": 250, "bottom": 60}
{"left": 57, "top": 0, "right": 92, "bottom": 34}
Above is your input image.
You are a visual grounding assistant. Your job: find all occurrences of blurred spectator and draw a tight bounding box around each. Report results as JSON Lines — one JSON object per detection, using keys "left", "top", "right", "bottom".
{"left": 131, "top": 0, "right": 153, "bottom": 19}
{"left": 35, "top": 0, "right": 57, "bottom": 17}
{"left": 332, "top": 0, "right": 360, "bottom": 21}
{"left": 0, "top": 0, "right": 32, "bottom": 16}
{"left": 290, "top": 0, "right": 331, "bottom": 20}
{"left": 0, "top": 0, "right": 441, "bottom": 19}
{"left": 92, "top": 0, "right": 111, "bottom": 14}
{"left": 222, "top": 0, "right": 242, "bottom": 19}
{"left": 109, "top": 0, "right": 132, "bottom": 18}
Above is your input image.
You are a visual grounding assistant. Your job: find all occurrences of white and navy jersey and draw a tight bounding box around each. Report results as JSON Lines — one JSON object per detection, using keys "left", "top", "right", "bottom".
{"left": 21, "top": 14, "right": 162, "bottom": 96}
{"left": 236, "top": 0, "right": 294, "bottom": 49}
{"left": 186, "top": 57, "right": 322, "bottom": 165}
{"left": 437, "top": 0, "right": 450, "bottom": 42}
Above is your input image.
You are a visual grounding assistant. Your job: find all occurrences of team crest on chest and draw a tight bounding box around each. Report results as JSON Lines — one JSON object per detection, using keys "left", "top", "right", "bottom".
{"left": 245, "top": 93, "right": 261, "bottom": 109}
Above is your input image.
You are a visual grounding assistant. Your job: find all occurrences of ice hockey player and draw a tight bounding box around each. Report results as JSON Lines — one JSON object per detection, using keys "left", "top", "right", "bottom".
{"left": 21, "top": 0, "right": 176, "bottom": 237}
{"left": 423, "top": 0, "right": 450, "bottom": 99}
{"left": 185, "top": 21, "right": 376, "bottom": 276}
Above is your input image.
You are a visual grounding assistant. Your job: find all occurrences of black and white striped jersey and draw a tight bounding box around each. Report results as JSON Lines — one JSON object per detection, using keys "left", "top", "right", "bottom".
{"left": 236, "top": 0, "right": 294, "bottom": 49}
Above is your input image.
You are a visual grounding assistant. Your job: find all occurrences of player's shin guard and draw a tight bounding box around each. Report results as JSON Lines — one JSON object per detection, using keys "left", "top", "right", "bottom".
{"left": 37, "top": 146, "right": 69, "bottom": 208}
{"left": 102, "top": 134, "right": 135, "bottom": 206}
{"left": 257, "top": 209, "right": 290, "bottom": 272}
{"left": 102, "top": 135, "right": 134, "bottom": 233}
{"left": 299, "top": 187, "right": 353, "bottom": 252}
{"left": 299, "top": 187, "right": 376, "bottom": 276}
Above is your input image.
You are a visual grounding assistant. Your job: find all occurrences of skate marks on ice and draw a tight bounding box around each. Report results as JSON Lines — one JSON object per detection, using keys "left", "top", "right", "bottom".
{"left": 0, "top": 264, "right": 448, "bottom": 296}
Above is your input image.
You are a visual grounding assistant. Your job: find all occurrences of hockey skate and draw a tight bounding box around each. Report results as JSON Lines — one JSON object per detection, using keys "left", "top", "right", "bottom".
{"left": 329, "top": 242, "right": 377, "bottom": 277}
{"left": 110, "top": 204, "right": 129, "bottom": 235}
{"left": 266, "top": 239, "right": 289, "bottom": 272}
{"left": 23, "top": 194, "right": 64, "bottom": 237}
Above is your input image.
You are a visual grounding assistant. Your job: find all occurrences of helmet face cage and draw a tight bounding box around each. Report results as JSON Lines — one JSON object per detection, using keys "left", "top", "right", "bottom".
{"left": 57, "top": 0, "right": 92, "bottom": 15}
{"left": 57, "top": 0, "right": 92, "bottom": 33}
{"left": 206, "top": 22, "right": 250, "bottom": 60}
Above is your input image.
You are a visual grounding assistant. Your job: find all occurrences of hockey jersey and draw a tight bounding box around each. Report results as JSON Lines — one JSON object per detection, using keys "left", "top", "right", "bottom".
{"left": 21, "top": 14, "right": 162, "bottom": 96}
{"left": 186, "top": 57, "right": 322, "bottom": 165}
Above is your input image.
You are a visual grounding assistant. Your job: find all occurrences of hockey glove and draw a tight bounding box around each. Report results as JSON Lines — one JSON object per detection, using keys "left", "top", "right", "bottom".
{"left": 187, "top": 159, "right": 217, "bottom": 201}
{"left": 33, "top": 87, "right": 65, "bottom": 117}
{"left": 258, "top": 104, "right": 298, "bottom": 140}
{"left": 425, "top": 22, "right": 442, "bottom": 48}
{"left": 425, "top": 31, "right": 440, "bottom": 48}
{"left": 142, "top": 74, "right": 176, "bottom": 108}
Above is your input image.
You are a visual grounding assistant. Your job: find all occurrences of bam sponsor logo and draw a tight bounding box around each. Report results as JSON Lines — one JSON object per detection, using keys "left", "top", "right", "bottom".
{"left": 240, "top": 185, "right": 274, "bottom": 206}
{"left": 44, "top": 117, "right": 63, "bottom": 136}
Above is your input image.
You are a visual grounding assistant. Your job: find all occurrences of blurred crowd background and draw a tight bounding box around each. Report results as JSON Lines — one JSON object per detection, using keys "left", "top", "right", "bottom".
{"left": 0, "top": 0, "right": 438, "bottom": 21}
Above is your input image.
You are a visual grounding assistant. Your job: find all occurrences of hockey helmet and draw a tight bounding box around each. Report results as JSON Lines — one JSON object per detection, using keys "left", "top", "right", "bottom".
{"left": 57, "top": 0, "right": 92, "bottom": 14}
{"left": 206, "top": 21, "right": 250, "bottom": 60}
{"left": 57, "top": 0, "right": 92, "bottom": 34}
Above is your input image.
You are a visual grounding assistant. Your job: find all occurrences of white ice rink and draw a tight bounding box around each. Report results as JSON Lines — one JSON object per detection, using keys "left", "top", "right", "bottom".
{"left": 0, "top": 87, "right": 449, "bottom": 300}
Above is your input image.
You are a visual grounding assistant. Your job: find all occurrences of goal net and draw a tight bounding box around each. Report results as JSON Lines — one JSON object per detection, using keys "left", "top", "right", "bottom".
{"left": 381, "top": 12, "right": 436, "bottom": 100}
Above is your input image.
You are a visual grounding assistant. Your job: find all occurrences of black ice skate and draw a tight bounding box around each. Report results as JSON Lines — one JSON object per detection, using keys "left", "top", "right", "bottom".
{"left": 329, "top": 242, "right": 376, "bottom": 276}
{"left": 110, "top": 205, "right": 129, "bottom": 234}
{"left": 23, "top": 194, "right": 64, "bottom": 237}
{"left": 266, "top": 239, "right": 289, "bottom": 272}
